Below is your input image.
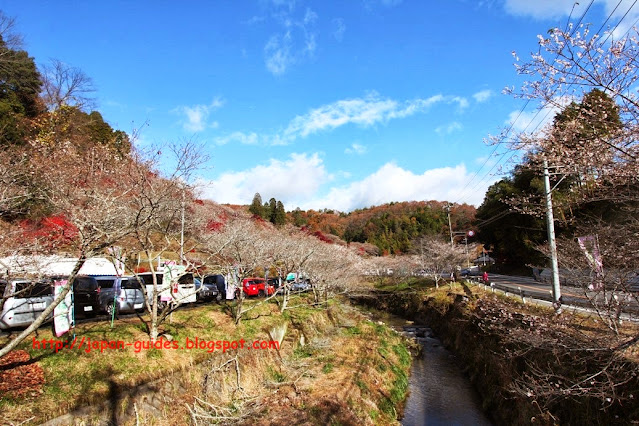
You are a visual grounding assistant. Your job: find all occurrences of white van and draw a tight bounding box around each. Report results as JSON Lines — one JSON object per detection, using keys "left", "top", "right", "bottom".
{"left": 136, "top": 267, "right": 197, "bottom": 308}
{"left": 0, "top": 279, "right": 54, "bottom": 329}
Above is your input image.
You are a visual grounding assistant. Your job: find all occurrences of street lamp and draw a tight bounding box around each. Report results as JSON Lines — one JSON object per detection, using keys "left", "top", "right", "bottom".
{"left": 452, "top": 230, "right": 475, "bottom": 268}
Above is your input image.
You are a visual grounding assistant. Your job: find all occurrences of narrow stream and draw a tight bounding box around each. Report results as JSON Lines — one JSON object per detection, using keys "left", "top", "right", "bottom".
{"left": 400, "top": 325, "right": 492, "bottom": 426}
{"left": 363, "top": 309, "right": 492, "bottom": 425}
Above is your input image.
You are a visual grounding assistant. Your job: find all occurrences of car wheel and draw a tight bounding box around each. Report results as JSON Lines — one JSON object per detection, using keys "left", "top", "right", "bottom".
{"left": 258, "top": 290, "right": 265, "bottom": 298}
{"left": 157, "top": 299, "right": 167, "bottom": 311}
{"left": 106, "top": 303, "right": 119, "bottom": 318}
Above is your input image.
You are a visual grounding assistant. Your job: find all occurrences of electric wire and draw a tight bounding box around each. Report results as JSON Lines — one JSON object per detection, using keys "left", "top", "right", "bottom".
{"left": 452, "top": 1, "right": 597, "bottom": 206}
{"left": 455, "top": 0, "right": 638, "bottom": 208}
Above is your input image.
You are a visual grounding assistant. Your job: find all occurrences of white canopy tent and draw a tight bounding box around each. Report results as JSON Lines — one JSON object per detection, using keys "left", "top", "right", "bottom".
{"left": 0, "top": 255, "right": 123, "bottom": 277}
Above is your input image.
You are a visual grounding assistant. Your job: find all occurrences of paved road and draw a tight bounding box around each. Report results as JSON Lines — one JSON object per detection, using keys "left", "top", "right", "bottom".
{"left": 472, "top": 273, "right": 639, "bottom": 319}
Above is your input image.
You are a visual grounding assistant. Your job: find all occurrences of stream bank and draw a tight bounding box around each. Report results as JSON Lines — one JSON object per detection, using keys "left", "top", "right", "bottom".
{"left": 362, "top": 308, "right": 493, "bottom": 426}
{"left": 15, "top": 299, "right": 412, "bottom": 425}
{"left": 353, "top": 283, "right": 639, "bottom": 425}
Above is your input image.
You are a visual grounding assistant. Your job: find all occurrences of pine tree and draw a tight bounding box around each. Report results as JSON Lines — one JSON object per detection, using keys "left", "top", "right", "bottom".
{"left": 273, "top": 201, "right": 286, "bottom": 226}
{"left": 267, "top": 198, "right": 277, "bottom": 223}
{"left": 249, "top": 193, "right": 264, "bottom": 218}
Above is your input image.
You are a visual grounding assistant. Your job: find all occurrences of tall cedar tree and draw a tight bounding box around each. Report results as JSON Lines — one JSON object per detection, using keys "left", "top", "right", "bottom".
{"left": 249, "top": 192, "right": 265, "bottom": 218}
{"left": 273, "top": 200, "right": 286, "bottom": 226}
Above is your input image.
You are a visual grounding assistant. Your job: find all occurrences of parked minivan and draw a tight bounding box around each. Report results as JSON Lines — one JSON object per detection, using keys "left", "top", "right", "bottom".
{"left": 93, "top": 276, "right": 145, "bottom": 316}
{"left": 72, "top": 275, "right": 101, "bottom": 317}
{"left": 201, "top": 274, "right": 224, "bottom": 301}
{"left": 0, "top": 279, "right": 54, "bottom": 329}
{"left": 137, "top": 271, "right": 197, "bottom": 307}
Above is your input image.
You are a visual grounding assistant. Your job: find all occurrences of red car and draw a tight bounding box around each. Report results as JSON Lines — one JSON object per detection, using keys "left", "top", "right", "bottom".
{"left": 241, "top": 278, "right": 275, "bottom": 297}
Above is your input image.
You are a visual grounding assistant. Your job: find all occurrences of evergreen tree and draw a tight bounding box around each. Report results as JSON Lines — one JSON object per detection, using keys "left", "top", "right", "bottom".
{"left": 249, "top": 193, "right": 264, "bottom": 218}
{"left": 0, "top": 34, "right": 43, "bottom": 145}
{"left": 291, "top": 207, "right": 307, "bottom": 227}
{"left": 267, "top": 197, "right": 277, "bottom": 222}
{"left": 273, "top": 200, "right": 286, "bottom": 226}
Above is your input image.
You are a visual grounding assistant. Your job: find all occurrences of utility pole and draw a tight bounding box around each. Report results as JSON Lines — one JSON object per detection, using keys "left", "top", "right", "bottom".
{"left": 463, "top": 237, "right": 469, "bottom": 267}
{"left": 446, "top": 204, "right": 454, "bottom": 249}
{"left": 180, "top": 187, "right": 185, "bottom": 264}
{"left": 543, "top": 158, "right": 562, "bottom": 311}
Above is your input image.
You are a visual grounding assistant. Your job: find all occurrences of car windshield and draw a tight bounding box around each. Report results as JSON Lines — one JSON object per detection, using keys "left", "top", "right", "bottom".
{"left": 96, "top": 278, "right": 115, "bottom": 289}
{"left": 138, "top": 274, "right": 162, "bottom": 285}
{"left": 178, "top": 273, "right": 194, "bottom": 284}
{"left": 74, "top": 277, "right": 97, "bottom": 291}
{"left": 122, "top": 277, "right": 143, "bottom": 289}
{"left": 14, "top": 281, "right": 53, "bottom": 297}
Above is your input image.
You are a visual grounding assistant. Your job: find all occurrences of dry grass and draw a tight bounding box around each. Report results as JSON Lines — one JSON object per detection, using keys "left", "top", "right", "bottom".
{"left": 0, "top": 301, "right": 273, "bottom": 424}
{"left": 224, "top": 303, "right": 412, "bottom": 426}
{"left": 1, "top": 297, "right": 413, "bottom": 425}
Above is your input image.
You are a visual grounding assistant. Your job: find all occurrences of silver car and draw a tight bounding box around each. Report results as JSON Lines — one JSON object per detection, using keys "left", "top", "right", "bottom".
{"left": 94, "top": 276, "right": 146, "bottom": 316}
{"left": 0, "top": 279, "right": 54, "bottom": 329}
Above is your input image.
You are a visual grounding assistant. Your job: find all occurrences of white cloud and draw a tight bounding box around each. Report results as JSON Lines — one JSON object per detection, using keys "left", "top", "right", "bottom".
{"left": 282, "top": 92, "right": 445, "bottom": 142}
{"left": 473, "top": 89, "right": 493, "bottom": 103}
{"left": 198, "top": 153, "right": 329, "bottom": 205}
{"left": 173, "top": 98, "right": 224, "bottom": 133}
{"left": 451, "top": 96, "right": 469, "bottom": 110}
{"left": 332, "top": 18, "right": 346, "bottom": 42}
{"left": 199, "top": 156, "right": 495, "bottom": 212}
{"left": 435, "top": 122, "right": 462, "bottom": 135}
{"left": 264, "top": 32, "right": 294, "bottom": 75}
{"left": 214, "top": 131, "right": 259, "bottom": 146}
{"left": 213, "top": 92, "right": 471, "bottom": 146}
{"left": 263, "top": 5, "right": 318, "bottom": 75}
{"left": 504, "top": 0, "right": 588, "bottom": 19}
{"left": 345, "top": 143, "right": 367, "bottom": 155}
{"left": 270, "top": 0, "right": 296, "bottom": 11}
{"left": 297, "top": 163, "right": 493, "bottom": 211}
{"left": 504, "top": 0, "right": 639, "bottom": 26}
{"left": 304, "top": 7, "right": 317, "bottom": 25}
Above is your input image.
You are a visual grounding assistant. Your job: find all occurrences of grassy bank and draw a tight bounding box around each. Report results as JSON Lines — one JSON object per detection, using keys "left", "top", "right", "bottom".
{"left": 1, "top": 295, "right": 412, "bottom": 425}
{"left": 355, "top": 282, "right": 639, "bottom": 425}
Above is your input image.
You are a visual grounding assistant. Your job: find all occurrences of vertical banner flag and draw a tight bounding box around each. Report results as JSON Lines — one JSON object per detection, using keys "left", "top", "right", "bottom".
{"left": 53, "top": 279, "right": 73, "bottom": 337}
{"left": 577, "top": 235, "right": 604, "bottom": 290}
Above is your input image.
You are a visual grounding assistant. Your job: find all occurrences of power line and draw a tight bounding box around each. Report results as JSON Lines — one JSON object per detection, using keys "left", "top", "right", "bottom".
{"left": 451, "top": 2, "right": 597, "bottom": 205}
{"left": 456, "top": 0, "right": 639, "bottom": 205}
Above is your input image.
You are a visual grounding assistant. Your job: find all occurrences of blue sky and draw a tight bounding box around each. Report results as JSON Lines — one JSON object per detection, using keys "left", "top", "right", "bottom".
{"left": 2, "top": 0, "right": 637, "bottom": 211}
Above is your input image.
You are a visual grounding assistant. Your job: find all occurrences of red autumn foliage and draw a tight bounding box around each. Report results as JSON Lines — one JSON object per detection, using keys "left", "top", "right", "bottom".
{"left": 252, "top": 215, "right": 268, "bottom": 224}
{"left": 0, "top": 350, "right": 45, "bottom": 399}
{"left": 312, "top": 230, "right": 333, "bottom": 244}
{"left": 19, "top": 214, "right": 78, "bottom": 247}
{"left": 206, "top": 220, "right": 224, "bottom": 232}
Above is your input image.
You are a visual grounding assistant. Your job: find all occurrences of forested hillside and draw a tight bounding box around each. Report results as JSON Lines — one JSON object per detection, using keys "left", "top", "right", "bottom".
{"left": 287, "top": 201, "right": 476, "bottom": 255}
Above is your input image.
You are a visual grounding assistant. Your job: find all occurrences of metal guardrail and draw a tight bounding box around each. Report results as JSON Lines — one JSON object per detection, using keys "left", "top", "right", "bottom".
{"left": 469, "top": 279, "right": 639, "bottom": 323}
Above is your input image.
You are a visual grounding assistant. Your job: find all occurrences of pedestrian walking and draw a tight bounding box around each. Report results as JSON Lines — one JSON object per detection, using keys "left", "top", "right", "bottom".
{"left": 482, "top": 271, "right": 489, "bottom": 284}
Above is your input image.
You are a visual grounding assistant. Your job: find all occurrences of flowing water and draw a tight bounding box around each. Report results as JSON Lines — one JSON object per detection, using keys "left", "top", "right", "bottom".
{"left": 364, "top": 310, "right": 492, "bottom": 425}
{"left": 400, "top": 325, "right": 493, "bottom": 426}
